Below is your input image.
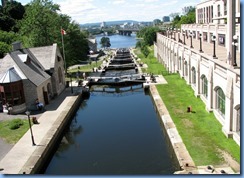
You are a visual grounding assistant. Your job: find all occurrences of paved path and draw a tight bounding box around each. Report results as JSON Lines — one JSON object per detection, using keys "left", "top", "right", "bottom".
{"left": 0, "top": 81, "right": 81, "bottom": 163}
{"left": 173, "top": 34, "right": 240, "bottom": 69}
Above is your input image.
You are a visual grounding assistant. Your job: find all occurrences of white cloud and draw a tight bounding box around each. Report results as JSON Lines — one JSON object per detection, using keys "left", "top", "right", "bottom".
{"left": 50, "top": 0, "right": 201, "bottom": 24}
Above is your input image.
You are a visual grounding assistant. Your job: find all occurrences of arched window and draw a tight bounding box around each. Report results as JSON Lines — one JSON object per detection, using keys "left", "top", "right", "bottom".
{"left": 58, "top": 67, "right": 63, "bottom": 84}
{"left": 236, "top": 106, "right": 240, "bottom": 135}
{"left": 184, "top": 61, "right": 188, "bottom": 77}
{"left": 192, "top": 67, "right": 196, "bottom": 85}
{"left": 179, "top": 57, "right": 181, "bottom": 70}
{"left": 216, "top": 87, "right": 225, "bottom": 116}
{"left": 201, "top": 75, "right": 208, "bottom": 98}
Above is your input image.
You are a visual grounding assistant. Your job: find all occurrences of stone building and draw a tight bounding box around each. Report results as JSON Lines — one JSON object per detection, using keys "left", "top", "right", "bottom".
{"left": 154, "top": 0, "right": 240, "bottom": 145}
{"left": 0, "top": 42, "right": 66, "bottom": 114}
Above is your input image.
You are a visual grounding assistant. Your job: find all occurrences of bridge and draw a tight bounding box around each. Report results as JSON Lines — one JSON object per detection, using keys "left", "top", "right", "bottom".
{"left": 117, "top": 28, "right": 140, "bottom": 36}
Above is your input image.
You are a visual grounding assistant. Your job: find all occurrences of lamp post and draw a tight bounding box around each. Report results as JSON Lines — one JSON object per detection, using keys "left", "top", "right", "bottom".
{"left": 232, "top": 35, "right": 238, "bottom": 66}
{"left": 212, "top": 34, "right": 217, "bottom": 59}
{"left": 69, "top": 73, "right": 73, "bottom": 93}
{"left": 174, "top": 28, "right": 176, "bottom": 41}
{"left": 199, "top": 33, "right": 203, "bottom": 53}
{"left": 170, "top": 28, "right": 172, "bottom": 39}
{"left": 25, "top": 111, "right": 36, "bottom": 146}
{"left": 178, "top": 29, "right": 181, "bottom": 42}
{"left": 183, "top": 30, "right": 186, "bottom": 45}
{"left": 190, "top": 31, "right": 193, "bottom": 48}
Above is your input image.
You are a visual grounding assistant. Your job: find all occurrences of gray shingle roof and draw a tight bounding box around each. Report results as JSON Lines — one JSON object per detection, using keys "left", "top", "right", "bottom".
{"left": 0, "top": 44, "right": 58, "bottom": 86}
{"left": 10, "top": 50, "right": 50, "bottom": 86}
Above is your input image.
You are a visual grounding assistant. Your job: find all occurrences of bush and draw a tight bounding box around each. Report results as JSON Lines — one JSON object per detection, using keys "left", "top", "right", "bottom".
{"left": 9, "top": 119, "right": 24, "bottom": 130}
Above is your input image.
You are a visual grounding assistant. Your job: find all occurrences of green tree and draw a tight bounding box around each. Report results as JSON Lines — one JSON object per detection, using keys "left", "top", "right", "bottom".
{"left": 64, "top": 22, "right": 89, "bottom": 68}
{"left": 100, "top": 37, "right": 111, "bottom": 49}
{"left": 19, "top": 0, "right": 62, "bottom": 47}
{"left": 137, "top": 26, "right": 160, "bottom": 46}
{"left": 0, "top": 1, "right": 25, "bottom": 32}
{"left": 0, "top": 30, "right": 21, "bottom": 57}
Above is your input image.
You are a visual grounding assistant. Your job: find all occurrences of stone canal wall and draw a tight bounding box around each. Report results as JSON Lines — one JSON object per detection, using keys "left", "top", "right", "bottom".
{"left": 149, "top": 84, "right": 196, "bottom": 173}
{"left": 19, "top": 94, "right": 83, "bottom": 174}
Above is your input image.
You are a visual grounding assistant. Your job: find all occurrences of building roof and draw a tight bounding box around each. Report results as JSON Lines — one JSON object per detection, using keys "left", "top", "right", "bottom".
{"left": 28, "top": 44, "right": 57, "bottom": 70}
{"left": 0, "top": 44, "right": 57, "bottom": 86}
{"left": 0, "top": 67, "right": 22, "bottom": 83}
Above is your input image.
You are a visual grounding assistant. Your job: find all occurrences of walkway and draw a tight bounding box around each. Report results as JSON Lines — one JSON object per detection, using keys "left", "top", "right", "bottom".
{"left": 0, "top": 81, "right": 82, "bottom": 173}
{"left": 169, "top": 33, "right": 240, "bottom": 72}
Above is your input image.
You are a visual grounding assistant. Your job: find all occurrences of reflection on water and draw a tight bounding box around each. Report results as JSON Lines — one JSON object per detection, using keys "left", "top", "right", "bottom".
{"left": 44, "top": 87, "right": 179, "bottom": 175}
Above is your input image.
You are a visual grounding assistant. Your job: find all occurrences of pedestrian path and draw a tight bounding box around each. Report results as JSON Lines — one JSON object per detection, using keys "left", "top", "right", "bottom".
{"left": 175, "top": 34, "right": 240, "bottom": 68}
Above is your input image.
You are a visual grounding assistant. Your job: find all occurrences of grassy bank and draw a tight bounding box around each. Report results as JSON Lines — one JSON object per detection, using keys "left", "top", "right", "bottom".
{"left": 0, "top": 119, "right": 29, "bottom": 144}
{"left": 134, "top": 48, "right": 240, "bottom": 166}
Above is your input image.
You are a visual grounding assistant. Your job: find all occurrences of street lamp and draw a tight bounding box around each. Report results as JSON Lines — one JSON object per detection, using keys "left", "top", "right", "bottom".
{"left": 69, "top": 73, "right": 73, "bottom": 93}
{"left": 199, "top": 33, "right": 203, "bottom": 53}
{"left": 183, "top": 30, "right": 186, "bottom": 45}
{"left": 25, "top": 111, "right": 36, "bottom": 146}
{"left": 170, "top": 28, "right": 173, "bottom": 39}
{"left": 212, "top": 34, "right": 217, "bottom": 59}
{"left": 190, "top": 31, "right": 193, "bottom": 48}
{"left": 232, "top": 35, "right": 238, "bottom": 66}
{"left": 178, "top": 29, "right": 181, "bottom": 42}
{"left": 174, "top": 28, "right": 176, "bottom": 41}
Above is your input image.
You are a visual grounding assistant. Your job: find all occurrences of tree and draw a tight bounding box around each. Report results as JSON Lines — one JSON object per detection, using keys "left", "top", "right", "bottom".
{"left": 0, "top": 0, "right": 25, "bottom": 32}
{"left": 19, "top": 0, "right": 62, "bottom": 47}
{"left": 64, "top": 22, "right": 89, "bottom": 67}
{"left": 100, "top": 37, "right": 111, "bottom": 49}
{"left": 0, "top": 30, "right": 21, "bottom": 57}
{"left": 137, "top": 26, "right": 160, "bottom": 46}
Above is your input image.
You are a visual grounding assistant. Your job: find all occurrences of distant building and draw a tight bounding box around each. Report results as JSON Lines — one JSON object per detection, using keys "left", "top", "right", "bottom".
{"left": 100, "top": 22, "right": 106, "bottom": 28}
{"left": 162, "top": 16, "right": 170, "bottom": 22}
{"left": 88, "top": 38, "right": 97, "bottom": 53}
{"left": 153, "top": 19, "right": 161, "bottom": 26}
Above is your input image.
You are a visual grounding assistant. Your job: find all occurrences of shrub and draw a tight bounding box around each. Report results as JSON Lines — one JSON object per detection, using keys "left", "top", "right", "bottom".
{"left": 9, "top": 119, "right": 24, "bottom": 130}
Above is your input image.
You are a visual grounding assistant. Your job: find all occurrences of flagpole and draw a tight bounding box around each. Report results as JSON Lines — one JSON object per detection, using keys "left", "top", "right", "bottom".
{"left": 61, "top": 27, "right": 67, "bottom": 76}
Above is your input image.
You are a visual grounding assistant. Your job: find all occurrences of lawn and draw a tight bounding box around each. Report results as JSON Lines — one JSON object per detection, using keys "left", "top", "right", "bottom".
{"left": 134, "top": 47, "right": 240, "bottom": 166}
{"left": 0, "top": 119, "right": 29, "bottom": 144}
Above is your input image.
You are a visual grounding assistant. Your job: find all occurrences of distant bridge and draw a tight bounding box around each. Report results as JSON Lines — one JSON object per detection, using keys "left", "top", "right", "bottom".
{"left": 117, "top": 29, "right": 140, "bottom": 36}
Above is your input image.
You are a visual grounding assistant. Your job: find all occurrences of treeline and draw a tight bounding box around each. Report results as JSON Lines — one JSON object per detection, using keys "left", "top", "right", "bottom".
{"left": 0, "top": 0, "right": 89, "bottom": 68}
{"left": 136, "top": 6, "right": 195, "bottom": 57}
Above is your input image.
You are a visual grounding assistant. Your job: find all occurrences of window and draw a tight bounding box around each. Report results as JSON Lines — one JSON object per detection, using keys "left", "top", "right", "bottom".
{"left": 201, "top": 75, "right": 208, "bottom": 98}
{"left": 179, "top": 57, "right": 181, "bottom": 70}
{"left": 217, "top": 4, "right": 221, "bottom": 17}
{"left": 216, "top": 88, "right": 225, "bottom": 116}
{"left": 192, "top": 67, "right": 196, "bottom": 85}
{"left": 58, "top": 67, "right": 63, "bottom": 84}
{"left": 184, "top": 61, "right": 188, "bottom": 77}
{"left": 236, "top": 107, "right": 240, "bottom": 135}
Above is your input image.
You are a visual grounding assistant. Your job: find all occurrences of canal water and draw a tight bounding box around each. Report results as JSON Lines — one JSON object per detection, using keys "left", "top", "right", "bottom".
{"left": 44, "top": 86, "right": 179, "bottom": 175}
{"left": 96, "top": 33, "right": 138, "bottom": 49}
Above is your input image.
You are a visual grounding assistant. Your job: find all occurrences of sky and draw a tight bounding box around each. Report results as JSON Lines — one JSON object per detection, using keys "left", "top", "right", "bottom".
{"left": 12, "top": 0, "right": 203, "bottom": 24}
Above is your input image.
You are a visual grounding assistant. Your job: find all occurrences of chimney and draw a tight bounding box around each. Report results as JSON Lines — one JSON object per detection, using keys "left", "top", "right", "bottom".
{"left": 12, "top": 41, "right": 22, "bottom": 51}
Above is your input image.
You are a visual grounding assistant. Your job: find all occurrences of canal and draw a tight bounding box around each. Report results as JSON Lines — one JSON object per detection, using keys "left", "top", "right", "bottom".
{"left": 44, "top": 85, "right": 179, "bottom": 175}
{"left": 43, "top": 36, "right": 180, "bottom": 175}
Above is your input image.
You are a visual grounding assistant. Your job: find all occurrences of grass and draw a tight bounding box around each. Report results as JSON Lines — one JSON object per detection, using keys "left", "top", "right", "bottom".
{"left": 0, "top": 119, "right": 30, "bottom": 144}
{"left": 134, "top": 47, "right": 240, "bottom": 166}
{"left": 68, "top": 60, "right": 104, "bottom": 73}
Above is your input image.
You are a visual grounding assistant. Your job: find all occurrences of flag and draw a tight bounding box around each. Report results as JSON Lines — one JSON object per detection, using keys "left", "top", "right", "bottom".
{"left": 61, "top": 29, "right": 67, "bottom": 35}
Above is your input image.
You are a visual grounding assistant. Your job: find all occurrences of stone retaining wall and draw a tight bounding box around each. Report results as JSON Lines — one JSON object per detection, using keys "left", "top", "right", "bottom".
{"left": 149, "top": 84, "right": 196, "bottom": 173}
{"left": 19, "top": 93, "right": 82, "bottom": 174}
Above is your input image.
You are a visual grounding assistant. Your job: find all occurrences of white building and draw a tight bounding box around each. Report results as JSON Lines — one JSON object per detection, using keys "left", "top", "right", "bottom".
{"left": 154, "top": 0, "right": 240, "bottom": 145}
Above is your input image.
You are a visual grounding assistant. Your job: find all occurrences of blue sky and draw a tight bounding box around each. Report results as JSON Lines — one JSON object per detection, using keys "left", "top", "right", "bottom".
{"left": 12, "top": 0, "right": 203, "bottom": 24}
